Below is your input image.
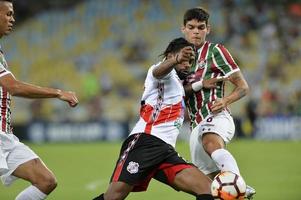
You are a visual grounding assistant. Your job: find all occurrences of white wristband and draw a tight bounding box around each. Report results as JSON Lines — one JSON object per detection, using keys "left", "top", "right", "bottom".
{"left": 191, "top": 80, "right": 203, "bottom": 92}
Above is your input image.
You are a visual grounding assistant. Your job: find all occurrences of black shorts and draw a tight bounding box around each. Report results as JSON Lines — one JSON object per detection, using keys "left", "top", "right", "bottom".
{"left": 110, "top": 133, "right": 194, "bottom": 192}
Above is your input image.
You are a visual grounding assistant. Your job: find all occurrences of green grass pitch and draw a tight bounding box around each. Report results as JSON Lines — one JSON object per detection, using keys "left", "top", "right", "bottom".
{"left": 1, "top": 139, "right": 301, "bottom": 200}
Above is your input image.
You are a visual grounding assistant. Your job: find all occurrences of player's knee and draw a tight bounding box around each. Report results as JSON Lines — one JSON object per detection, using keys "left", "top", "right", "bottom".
{"left": 37, "top": 173, "right": 57, "bottom": 193}
{"left": 44, "top": 175, "right": 57, "bottom": 191}
{"left": 174, "top": 168, "right": 211, "bottom": 195}
{"left": 188, "top": 178, "right": 211, "bottom": 195}
{"left": 202, "top": 134, "right": 224, "bottom": 155}
{"left": 202, "top": 140, "right": 222, "bottom": 156}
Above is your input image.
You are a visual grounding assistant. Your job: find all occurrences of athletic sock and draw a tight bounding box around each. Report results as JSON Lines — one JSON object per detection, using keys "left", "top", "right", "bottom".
{"left": 196, "top": 194, "right": 214, "bottom": 200}
{"left": 15, "top": 185, "right": 47, "bottom": 200}
{"left": 211, "top": 148, "right": 240, "bottom": 175}
{"left": 93, "top": 193, "right": 104, "bottom": 200}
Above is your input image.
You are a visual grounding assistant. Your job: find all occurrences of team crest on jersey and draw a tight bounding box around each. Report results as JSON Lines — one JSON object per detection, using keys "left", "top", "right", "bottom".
{"left": 127, "top": 161, "right": 139, "bottom": 174}
{"left": 198, "top": 59, "right": 206, "bottom": 69}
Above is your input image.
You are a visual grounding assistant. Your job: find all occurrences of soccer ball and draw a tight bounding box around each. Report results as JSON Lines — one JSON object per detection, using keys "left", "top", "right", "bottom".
{"left": 211, "top": 171, "right": 246, "bottom": 200}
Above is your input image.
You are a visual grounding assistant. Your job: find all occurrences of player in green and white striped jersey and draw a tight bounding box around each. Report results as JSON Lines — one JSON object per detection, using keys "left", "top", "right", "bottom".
{"left": 0, "top": 1, "right": 78, "bottom": 199}
{"left": 181, "top": 8, "right": 256, "bottom": 199}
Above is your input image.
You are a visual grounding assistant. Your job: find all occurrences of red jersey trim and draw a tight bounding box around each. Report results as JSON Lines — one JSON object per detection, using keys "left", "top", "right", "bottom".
{"left": 140, "top": 101, "right": 183, "bottom": 134}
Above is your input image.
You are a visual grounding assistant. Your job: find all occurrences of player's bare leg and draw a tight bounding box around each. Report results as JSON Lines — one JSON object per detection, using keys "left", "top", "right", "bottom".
{"left": 202, "top": 133, "right": 256, "bottom": 199}
{"left": 202, "top": 133, "right": 240, "bottom": 175}
{"left": 207, "top": 171, "right": 219, "bottom": 180}
{"left": 93, "top": 181, "right": 133, "bottom": 200}
{"left": 12, "top": 158, "right": 57, "bottom": 199}
{"left": 173, "top": 167, "right": 214, "bottom": 200}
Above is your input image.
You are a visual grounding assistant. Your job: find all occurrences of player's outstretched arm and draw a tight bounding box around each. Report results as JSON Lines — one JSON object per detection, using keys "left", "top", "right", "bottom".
{"left": 0, "top": 73, "right": 78, "bottom": 107}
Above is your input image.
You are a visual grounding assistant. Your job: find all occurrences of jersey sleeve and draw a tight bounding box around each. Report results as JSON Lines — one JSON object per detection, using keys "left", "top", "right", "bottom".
{"left": 0, "top": 62, "right": 11, "bottom": 78}
{"left": 212, "top": 44, "right": 240, "bottom": 77}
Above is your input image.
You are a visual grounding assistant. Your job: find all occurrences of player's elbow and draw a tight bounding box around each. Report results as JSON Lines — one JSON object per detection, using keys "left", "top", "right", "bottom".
{"left": 153, "top": 73, "right": 164, "bottom": 79}
{"left": 6, "top": 82, "right": 22, "bottom": 96}
{"left": 240, "top": 84, "right": 249, "bottom": 97}
{"left": 152, "top": 69, "right": 165, "bottom": 79}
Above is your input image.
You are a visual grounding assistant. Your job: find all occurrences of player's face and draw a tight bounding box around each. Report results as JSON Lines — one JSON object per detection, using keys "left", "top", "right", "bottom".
{"left": 0, "top": 1, "right": 14, "bottom": 37}
{"left": 181, "top": 19, "right": 210, "bottom": 49}
{"left": 175, "top": 59, "right": 193, "bottom": 80}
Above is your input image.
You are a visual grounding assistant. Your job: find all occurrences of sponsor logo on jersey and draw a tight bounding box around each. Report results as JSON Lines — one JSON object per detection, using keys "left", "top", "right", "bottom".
{"left": 127, "top": 161, "right": 139, "bottom": 174}
{"left": 174, "top": 118, "right": 183, "bottom": 129}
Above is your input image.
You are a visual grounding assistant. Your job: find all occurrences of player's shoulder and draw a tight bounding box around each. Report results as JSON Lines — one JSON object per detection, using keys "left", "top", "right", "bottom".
{"left": 199, "top": 41, "right": 224, "bottom": 53}
{"left": 147, "top": 61, "right": 162, "bottom": 74}
{"left": 210, "top": 42, "right": 227, "bottom": 50}
{"left": 208, "top": 42, "right": 233, "bottom": 56}
{"left": 145, "top": 61, "right": 162, "bottom": 80}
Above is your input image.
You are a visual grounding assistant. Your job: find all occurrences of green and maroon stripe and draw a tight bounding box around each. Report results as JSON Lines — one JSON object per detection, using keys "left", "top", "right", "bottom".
{"left": 190, "top": 41, "right": 210, "bottom": 124}
{"left": 186, "top": 42, "right": 240, "bottom": 128}
{"left": 213, "top": 44, "right": 239, "bottom": 75}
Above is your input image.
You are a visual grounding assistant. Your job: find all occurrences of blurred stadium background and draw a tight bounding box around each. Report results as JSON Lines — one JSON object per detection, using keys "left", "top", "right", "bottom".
{"left": 0, "top": 0, "right": 301, "bottom": 199}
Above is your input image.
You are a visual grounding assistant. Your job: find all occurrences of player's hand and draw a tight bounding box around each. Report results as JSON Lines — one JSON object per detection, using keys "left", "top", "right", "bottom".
{"left": 210, "top": 98, "right": 227, "bottom": 114}
{"left": 58, "top": 90, "right": 79, "bottom": 107}
{"left": 203, "top": 76, "right": 229, "bottom": 89}
{"left": 175, "top": 46, "right": 195, "bottom": 64}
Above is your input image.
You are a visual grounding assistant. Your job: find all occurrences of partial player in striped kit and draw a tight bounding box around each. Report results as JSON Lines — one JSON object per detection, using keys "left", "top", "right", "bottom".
{"left": 93, "top": 38, "right": 216, "bottom": 200}
{"left": 0, "top": 1, "right": 78, "bottom": 199}
{"left": 181, "top": 8, "right": 256, "bottom": 199}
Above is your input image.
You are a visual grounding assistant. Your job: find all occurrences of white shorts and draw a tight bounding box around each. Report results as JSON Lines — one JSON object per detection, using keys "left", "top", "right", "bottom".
{"left": 0, "top": 132, "right": 38, "bottom": 186}
{"left": 189, "top": 110, "right": 235, "bottom": 175}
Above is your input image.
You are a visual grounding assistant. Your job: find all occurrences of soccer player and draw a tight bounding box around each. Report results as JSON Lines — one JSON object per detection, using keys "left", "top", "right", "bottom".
{"left": 93, "top": 38, "right": 215, "bottom": 200}
{"left": 0, "top": 1, "right": 79, "bottom": 199}
{"left": 180, "top": 7, "right": 256, "bottom": 199}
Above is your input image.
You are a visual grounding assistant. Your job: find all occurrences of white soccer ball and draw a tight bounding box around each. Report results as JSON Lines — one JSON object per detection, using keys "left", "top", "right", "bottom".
{"left": 211, "top": 171, "right": 246, "bottom": 200}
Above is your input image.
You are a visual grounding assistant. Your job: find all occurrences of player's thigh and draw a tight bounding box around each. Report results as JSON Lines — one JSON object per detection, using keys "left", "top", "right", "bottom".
{"left": 105, "top": 181, "right": 133, "bottom": 200}
{"left": 190, "top": 126, "right": 218, "bottom": 175}
{"left": 173, "top": 167, "right": 211, "bottom": 195}
{"left": 12, "top": 158, "right": 55, "bottom": 184}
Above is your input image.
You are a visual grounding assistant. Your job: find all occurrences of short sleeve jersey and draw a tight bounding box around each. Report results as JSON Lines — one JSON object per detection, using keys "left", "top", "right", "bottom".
{"left": 130, "top": 62, "right": 185, "bottom": 147}
{"left": 184, "top": 41, "right": 240, "bottom": 129}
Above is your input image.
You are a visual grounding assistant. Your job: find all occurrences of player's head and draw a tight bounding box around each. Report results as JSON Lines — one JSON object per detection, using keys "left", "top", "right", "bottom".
{"left": 181, "top": 7, "right": 210, "bottom": 49}
{"left": 162, "top": 37, "right": 194, "bottom": 80}
{"left": 0, "top": 0, "right": 14, "bottom": 38}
